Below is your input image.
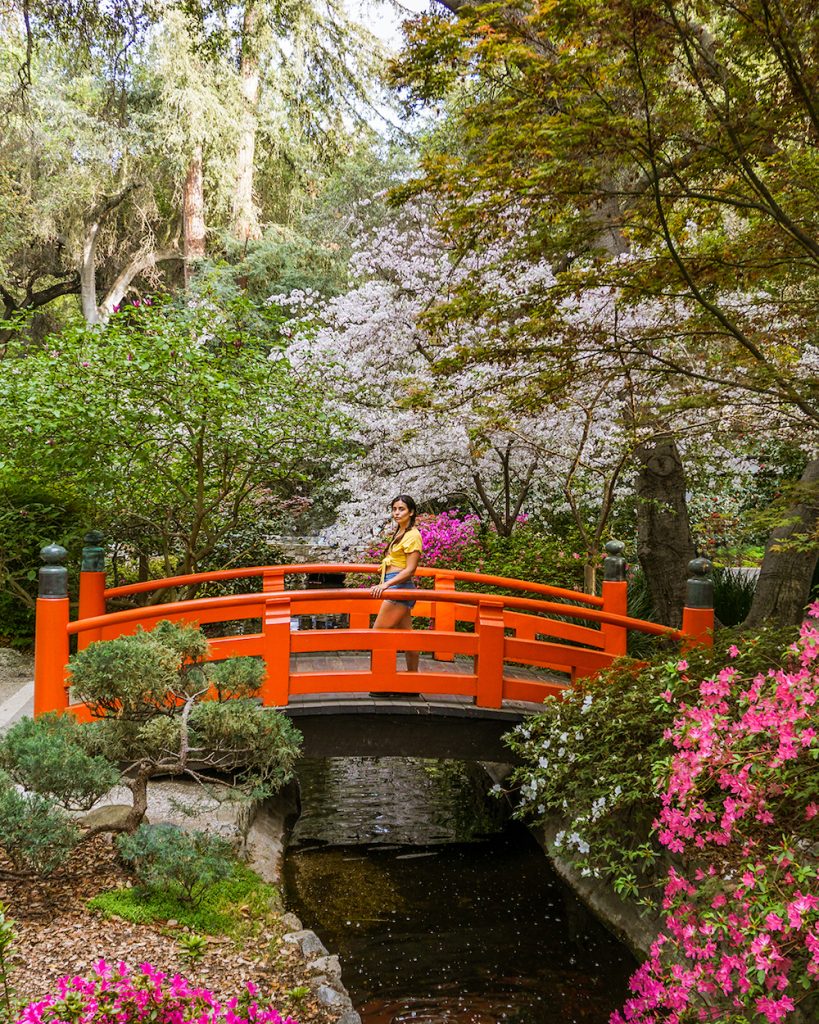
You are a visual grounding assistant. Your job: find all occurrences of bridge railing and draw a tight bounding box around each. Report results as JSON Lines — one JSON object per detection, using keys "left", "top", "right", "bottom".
{"left": 33, "top": 539, "right": 715, "bottom": 718}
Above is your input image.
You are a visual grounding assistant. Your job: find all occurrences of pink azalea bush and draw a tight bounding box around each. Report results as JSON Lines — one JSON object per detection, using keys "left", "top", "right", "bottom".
{"left": 614, "top": 607, "right": 819, "bottom": 1024}
{"left": 363, "top": 510, "right": 481, "bottom": 566}
{"left": 17, "top": 961, "right": 298, "bottom": 1024}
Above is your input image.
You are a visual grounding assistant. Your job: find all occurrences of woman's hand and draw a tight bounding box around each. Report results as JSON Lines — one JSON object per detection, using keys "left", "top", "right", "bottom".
{"left": 370, "top": 583, "right": 388, "bottom": 598}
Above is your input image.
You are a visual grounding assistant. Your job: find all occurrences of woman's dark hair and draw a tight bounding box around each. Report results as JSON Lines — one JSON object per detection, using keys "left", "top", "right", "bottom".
{"left": 384, "top": 494, "right": 418, "bottom": 556}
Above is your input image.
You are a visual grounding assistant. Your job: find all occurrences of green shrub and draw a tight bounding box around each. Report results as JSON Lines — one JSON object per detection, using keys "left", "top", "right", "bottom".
{"left": 117, "top": 824, "right": 235, "bottom": 906}
{"left": 454, "top": 525, "right": 587, "bottom": 593}
{"left": 0, "top": 483, "right": 86, "bottom": 649}
{"left": 0, "top": 774, "right": 80, "bottom": 875}
{"left": 712, "top": 565, "right": 757, "bottom": 626}
{"left": 0, "top": 713, "right": 119, "bottom": 810}
{"left": 88, "top": 860, "right": 278, "bottom": 937}
{"left": 504, "top": 622, "right": 799, "bottom": 908}
{"left": 69, "top": 629, "right": 182, "bottom": 717}
{"left": 206, "top": 656, "right": 265, "bottom": 700}
{"left": 188, "top": 698, "right": 302, "bottom": 792}
{"left": 0, "top": 901, "right": 15, "bottom": 1024}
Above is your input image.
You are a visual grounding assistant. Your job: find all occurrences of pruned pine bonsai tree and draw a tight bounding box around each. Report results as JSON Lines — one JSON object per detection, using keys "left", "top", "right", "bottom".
{"left": 0, "top": 621, "right": 301, "bottom": 876}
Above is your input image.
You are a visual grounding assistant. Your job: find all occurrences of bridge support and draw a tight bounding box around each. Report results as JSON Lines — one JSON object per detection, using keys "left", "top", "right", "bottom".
{"left": 476, "top": 597, "right": 505, "bottom": 708}
{"left": 262, "top": 594, "right": 291, "bottom": 705}
{"left": 601, "top": 540, "right": 628, "bottom": 657}
{"left": 77, "top": 530, "right": 106, "bottom": 651}
{"left": 33, "top": 544, "right": 70, "bottom": 717}
{"left": 681, "top": 557, "right": 714, "bottom": 648}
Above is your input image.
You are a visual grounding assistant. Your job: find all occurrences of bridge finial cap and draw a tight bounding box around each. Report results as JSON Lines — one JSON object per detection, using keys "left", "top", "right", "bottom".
{"left": 688, "top": 556, "right": 712, "bottom": 577}
{"left": 39, "top": 543, "right": 68, "bottom": 599}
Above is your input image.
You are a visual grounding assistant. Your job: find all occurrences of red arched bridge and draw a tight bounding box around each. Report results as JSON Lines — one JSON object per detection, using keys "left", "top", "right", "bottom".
{"left": 33, "top": 542, "right": 714, "bottom": 760}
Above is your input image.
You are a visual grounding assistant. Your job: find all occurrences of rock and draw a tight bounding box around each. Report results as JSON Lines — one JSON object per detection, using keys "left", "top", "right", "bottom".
{"left": 336, "top": 1011, "right": 362, "bottom": 1024}
{"left": 280, "top": 912, "right": 303, "bottom": 932}
{"left": 281, "top": 929, "right": 328, "bottom": 958}
{"left": 79, "top": 804, "right": 142, "bottom": 830}
{"left": 307, "top": 954, "right": 341, "bottom": 980}
{"left": 312, "top": 983, "right": 346, "bottom": 1008}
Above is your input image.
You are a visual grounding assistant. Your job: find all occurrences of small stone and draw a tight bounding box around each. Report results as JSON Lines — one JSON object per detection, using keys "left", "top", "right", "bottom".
{"left": 280, "top": 912, "right": 302, "bottom": 931}
{"left": 336, "top": 1011, "right": 362, "bottom": 1024}
{"left": 166, "top": 920, "right": 178, "bottom": 928}
{"left": 312, "top": 983, "right": 345, "bottom": 1008}
{"left": 282, "top": 929, "right": 328, "bottom": 957}
{"left": 308, "top": 955, "right": 341, "bottom": 980}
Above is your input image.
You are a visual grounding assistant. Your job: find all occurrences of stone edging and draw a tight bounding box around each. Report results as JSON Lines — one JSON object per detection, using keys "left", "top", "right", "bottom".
{"left": 279, "top": 914, "right": 361, "bottom": 1024}
{"left": 245, "top": 793, "right": 361, "bottom": 1024}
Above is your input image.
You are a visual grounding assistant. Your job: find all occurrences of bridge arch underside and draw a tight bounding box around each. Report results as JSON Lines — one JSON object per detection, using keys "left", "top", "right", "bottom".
{"left": 281, "top": 697, "right": 532, "bottom": 763}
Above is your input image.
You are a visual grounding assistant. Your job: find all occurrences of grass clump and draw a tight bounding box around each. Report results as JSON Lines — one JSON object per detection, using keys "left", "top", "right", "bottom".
{"left": 88, "top": 861, "right": 281, "bottom": 940}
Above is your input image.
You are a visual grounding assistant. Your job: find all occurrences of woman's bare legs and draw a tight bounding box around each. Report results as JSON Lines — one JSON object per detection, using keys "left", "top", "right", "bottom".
{"left": 373, "top": 600, "right": 419, "bottom": 675}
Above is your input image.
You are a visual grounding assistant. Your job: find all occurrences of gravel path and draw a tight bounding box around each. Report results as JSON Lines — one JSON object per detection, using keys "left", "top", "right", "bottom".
{"left": 0, "top": 647, "right": 33, "bottom": 705}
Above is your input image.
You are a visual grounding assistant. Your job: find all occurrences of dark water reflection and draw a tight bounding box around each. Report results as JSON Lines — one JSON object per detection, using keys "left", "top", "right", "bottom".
{"left": 283, "top": 758, "right": 635, "bottom": 1024}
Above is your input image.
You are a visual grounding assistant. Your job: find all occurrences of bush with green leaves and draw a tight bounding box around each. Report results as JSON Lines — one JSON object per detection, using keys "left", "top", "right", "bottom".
{"left": 504, "top": 623, "right": 798, "bottom": 909}
{"left": 0, "top": 713, "right": 118, "bottom": 810}
{"left": 0, "top": 622, "right": 301, "bottom": 875}
{"left": 0, "top": 772, "right": 80, "bottom": 876}
{"left": 118, "top": 824, "right": 235, "bottom": 906}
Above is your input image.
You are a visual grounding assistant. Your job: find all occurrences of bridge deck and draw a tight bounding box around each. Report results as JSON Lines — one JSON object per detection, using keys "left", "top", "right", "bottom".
{"left": 281, "top": 653, "right": 556, "bottom": 760}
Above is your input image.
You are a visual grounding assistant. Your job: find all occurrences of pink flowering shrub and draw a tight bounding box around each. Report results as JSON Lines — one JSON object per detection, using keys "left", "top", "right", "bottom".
{"left": 363, "top": 510, "right": 480, "bottom": 567}
{"left": 416, "top": 511, "right": 481, "bottom": 566}
{"left": 17, "top": 960, "right": 298, "bottom": 1024}
{"left": 614, "top": 608, "right": 819, "bottom": 1024}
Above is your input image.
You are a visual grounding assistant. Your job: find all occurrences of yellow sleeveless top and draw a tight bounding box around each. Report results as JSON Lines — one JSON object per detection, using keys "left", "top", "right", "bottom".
{"left": 379, "top": 527, "right": 423, "bottom": 582}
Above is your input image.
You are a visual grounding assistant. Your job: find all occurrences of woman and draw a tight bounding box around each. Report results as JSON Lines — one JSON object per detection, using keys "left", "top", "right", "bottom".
{"left": 370, "top": 494, "right": 423, "bottom": 674}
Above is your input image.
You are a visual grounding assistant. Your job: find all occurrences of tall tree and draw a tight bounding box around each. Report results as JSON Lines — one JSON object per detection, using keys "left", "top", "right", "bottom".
{"left": 389, "top": 0, "right": 819, "bottom": 621}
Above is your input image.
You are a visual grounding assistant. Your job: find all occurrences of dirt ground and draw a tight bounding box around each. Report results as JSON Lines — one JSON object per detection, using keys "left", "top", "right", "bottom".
{"left": 0, "top": 648, "right": 32, "bottom": 707}
{"left": 0, "top": 837, "right": 339, "bottom": 1024}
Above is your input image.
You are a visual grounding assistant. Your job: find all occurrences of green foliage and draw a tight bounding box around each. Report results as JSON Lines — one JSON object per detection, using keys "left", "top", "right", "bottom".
{"left": 505, "top": 623, "right": 799, "bottom": 908}
{"left": 712, "top": 567, "right": 757, "bottom": 628}
{"left": 117, "top": 824, "right": 235, "bottom": 906}
{"left": 0, "top": 773, "right": 80, "bottom": 876}
{"left": 69, "top": 629, "right": 183, "bottom": 719}
{"left": 176, "top": 932, "right": 208, "bottom": 963}
{"left": 0, "top": 713, "right": 118, "bottom": 810}
{"left": 188, "top": 698, "right": 302, "bottom": 795}
{"left": 88, "top": 860, "right": 278, "bottom": 938}
{"left": 206, "top": 657, "right": 265, "bottom": 701}
{"left": 0, "top": 902, "right": 15, "bottom": 1024}
{"left": 455, "top": 526, "right": 586, "bottom": 593}
{"left": 0, "top": 298, "right": 349, "bottom": 580}
{"left": 0, "top": 484, "right": 86, "bottom": 648}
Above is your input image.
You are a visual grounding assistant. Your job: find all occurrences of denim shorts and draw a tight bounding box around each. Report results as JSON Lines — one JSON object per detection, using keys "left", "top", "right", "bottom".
{"left": 384, "top": 572, "right": 417, "bottom": 610}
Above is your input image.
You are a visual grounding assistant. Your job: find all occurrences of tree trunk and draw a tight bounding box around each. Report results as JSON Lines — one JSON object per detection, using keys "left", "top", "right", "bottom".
{"left": 80, "top": 219, "right": 101, "bottom": 325}
{"left": 744, "top": 457, "right": 819, "bottom": 627}
{"left": 634, "top": 435, "right": 696, "bottom": 628}
{"left": 232, "top": 1, "right": 262, "bottom": 244}
{"left": 183, "top": 145, "right": 206, "bottom": 286}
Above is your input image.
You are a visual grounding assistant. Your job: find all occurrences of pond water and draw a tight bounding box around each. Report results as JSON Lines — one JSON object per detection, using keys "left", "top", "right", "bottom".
{"left": 283, "top": 757, "right": 636, "bottom": 1024}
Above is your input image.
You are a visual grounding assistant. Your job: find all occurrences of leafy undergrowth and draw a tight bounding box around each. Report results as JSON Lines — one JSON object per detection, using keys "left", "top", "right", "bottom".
{"left": 89, "top": 862, "right": 282, "bottom": 942}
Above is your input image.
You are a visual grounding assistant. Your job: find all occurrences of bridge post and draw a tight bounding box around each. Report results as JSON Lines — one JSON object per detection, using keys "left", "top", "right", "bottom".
{"left": 262, "top": 569, "right": 285, "bottom": 592}
{"left": 261, "top": 593, "right": 292, "bottom": 706}
{"left": 681, "top": 557, "right": 714, "bottom": 648}
{"left": 33, "top": 544, "right": 70, "bottom": 717}
{"left": 475, "top": 596, "right": 505, "bottom": 708}
{"left": 601, "top": 540, "right": 628, "bottom": 657}
{"left": 433, "top": 570, "right": 456, "bottom": 662}
{"left": 77, "top": 530, "right": 106, "bottom": 651}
